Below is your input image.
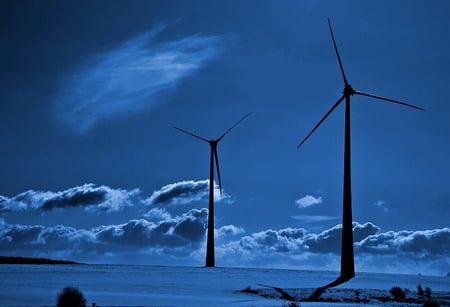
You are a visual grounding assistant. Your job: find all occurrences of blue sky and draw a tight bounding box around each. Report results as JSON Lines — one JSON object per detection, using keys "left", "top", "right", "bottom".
{"left": 0, "top": 1, "right": 449, "bottom": 275}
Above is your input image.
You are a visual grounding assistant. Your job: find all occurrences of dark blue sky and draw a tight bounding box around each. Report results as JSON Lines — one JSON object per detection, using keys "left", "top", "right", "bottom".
{"left": 1, "top": 1, "right": 449, "bottom": 274}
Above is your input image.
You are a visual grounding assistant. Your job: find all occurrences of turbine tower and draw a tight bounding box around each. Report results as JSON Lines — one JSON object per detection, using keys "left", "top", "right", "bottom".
{"left": 297, "top": 19, "right": 424, "bottom": 285}
{"left": 175, "top": 112, "right": 251, "bottom": 267}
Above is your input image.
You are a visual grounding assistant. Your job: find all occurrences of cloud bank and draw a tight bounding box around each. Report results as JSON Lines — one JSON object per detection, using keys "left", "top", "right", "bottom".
{"left": 0, "top": 209, "right": 208, "bottom": 260}
{"left": 1, "top": 211, "right": 448, "bottom": 274}
{"left": 216, "top": 223, "right": 449, "bottom": 274}
{"left": 0, "top": 184, "right": 140, "bottom": 214}
{"left": 53, "top": 24, "right": 224, "bottom": 133}
{"left": 1, "top": 183, "right": 448, "bottom": 274}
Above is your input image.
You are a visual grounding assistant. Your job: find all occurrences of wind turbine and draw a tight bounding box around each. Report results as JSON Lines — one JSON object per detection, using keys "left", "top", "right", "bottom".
{"left": 297, "top": 19, "right": 424, "bottom": 286}
{"left": 175, "top": 112, "right": 251, "bottom": 267}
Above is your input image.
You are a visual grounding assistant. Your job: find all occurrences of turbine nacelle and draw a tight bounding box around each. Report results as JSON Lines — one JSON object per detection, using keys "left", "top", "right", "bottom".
{"left": 343, "top": 84, "right": 356, "bottom": 96}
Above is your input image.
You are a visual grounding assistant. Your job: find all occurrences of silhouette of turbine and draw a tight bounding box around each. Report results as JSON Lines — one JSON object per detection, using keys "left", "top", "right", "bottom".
{"left": 298, "top": 19, "right": 424, "bottom": 287}
{"left": 175, "top": 112, "right": 251, "bottom": 267}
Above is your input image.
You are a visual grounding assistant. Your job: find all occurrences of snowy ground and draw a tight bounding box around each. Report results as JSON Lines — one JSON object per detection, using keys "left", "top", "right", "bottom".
{"left": 0, "top": 264, "right": 448, "bottom": 307}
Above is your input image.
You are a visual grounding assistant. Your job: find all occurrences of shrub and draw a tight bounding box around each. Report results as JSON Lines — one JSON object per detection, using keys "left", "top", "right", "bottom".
{"left": 424, "top": 287, "right": 432, "bottom": 299}
{"left": 56, "top": 287, "right": 87, "bottom": 307}
{"left": 423, "top": 301, "right": 440, "bottom": 307}
{"left": 418, "top": 284, "right": 424, "bottom": 297}
{"left": 390, "top": 286, "right": 406, "bottom": 301}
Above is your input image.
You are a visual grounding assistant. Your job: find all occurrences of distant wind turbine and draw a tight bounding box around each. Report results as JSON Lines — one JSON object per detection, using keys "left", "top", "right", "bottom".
{"left": 298, "top": 19, "right": 424, "bottom": 287}
{"left": 175, "top": 112, "right": 251, "bottom": 267}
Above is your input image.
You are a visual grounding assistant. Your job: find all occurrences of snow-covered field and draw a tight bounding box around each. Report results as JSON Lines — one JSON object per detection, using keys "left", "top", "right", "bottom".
{"left": 0, "top": 264, "right": 448, "bottom": 307}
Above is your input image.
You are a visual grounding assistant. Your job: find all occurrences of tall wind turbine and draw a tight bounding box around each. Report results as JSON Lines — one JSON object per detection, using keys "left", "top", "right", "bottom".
{"left": 175, "top": 112, "right": 251, "bottom": 267}
{"left": 298, "top": 19, "right": 424, "bottom": 285}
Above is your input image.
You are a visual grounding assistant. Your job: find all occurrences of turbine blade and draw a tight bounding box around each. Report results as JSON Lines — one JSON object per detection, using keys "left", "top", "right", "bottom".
{"left": 355, "top": 91, "right": 425, "bottom": 111}
{"left": 174, "top": 127, "right": 210, "bottom": 143}
{"left": 213, "top": 147, "right": 222, "bottom": 194}
{"left": 217, "top": 112, "right": 252, "bottom": 142}
{"left": 297, "top": 95, "right": 345, "bottom": 149}
{"left": 328, "top": 18, "right": 349, "bottom": 86}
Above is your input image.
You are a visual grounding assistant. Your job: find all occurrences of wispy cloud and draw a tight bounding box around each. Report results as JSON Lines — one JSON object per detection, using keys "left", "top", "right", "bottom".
{"left": 295, "top": 195, "right": 323, "bottom": 208}
{"left": 146, "top": 179, "right": 231, "bottom": 206}
{"left": 373, "top": 200, "right": 390, "bottom": 212}
{"left": 53, "top": 24, "right": 224, "bottom": 133}
{"left": 292, "top": 214, "right": 339, "bottom": 223}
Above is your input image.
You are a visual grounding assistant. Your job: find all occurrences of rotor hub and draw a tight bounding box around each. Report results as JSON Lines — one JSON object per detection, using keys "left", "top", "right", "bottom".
{"left": 343, "top": 84, "right": 356, "bottom": 96}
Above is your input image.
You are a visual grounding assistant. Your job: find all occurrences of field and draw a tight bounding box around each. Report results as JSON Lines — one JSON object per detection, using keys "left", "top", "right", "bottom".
{"left": 0, "top": 264, "right": 448, "bottom": 306}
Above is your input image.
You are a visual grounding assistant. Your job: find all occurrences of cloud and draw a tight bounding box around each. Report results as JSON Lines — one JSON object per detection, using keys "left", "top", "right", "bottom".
{"left": 216, "top": 225, "right": 245, "bottom": 239}
{"left": 373, "top": 200, "right": 390, "bottom": 212}
{"left": 216, "top": 223, "right": 449, "bottom": 274}
{"left": 355, "top": 227, "right": 450, "bottom": 258}
{"left": 0, "top": 184, "right": 140, "bottom": 214}
{"left": 53, "top": 24, "right": 225, "bottom": 133}
{"left": 220, "top": 222, "right": 382, "bottom": 257}
{"left": 292, "top": 214, "right": 339, "bottom": 223}
{"left": 0, "top": 208, "right": 208, "bottom": 258}
{"left": 146, "top": 179, "right": 231, "bottom": 206}
{"left": 1, "top": 213, "right": 448, "bottom": 275}
{"left": 295, "top": 195, "right": 323, "bottom": 208}
{"left": 95, "top": 208, "right": 208, "bottom": 248}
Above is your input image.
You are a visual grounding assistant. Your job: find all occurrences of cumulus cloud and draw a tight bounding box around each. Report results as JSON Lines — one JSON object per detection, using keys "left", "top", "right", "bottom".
{"left": 53, "top": 24, "right": 225, "bottom": 133}
{"left": 0, "top": 184, "right": 140, "bottom": 214}
{"left": 295, "top": 195, "right": 323, "bottom": 208}
{"left": 215, "top": 223, "right": 449, "bottom": 274}
{"left": 221, "top": 222, "right": 381, "bottom": 256}
{"left": 1, "top": 213, "right": 448, "bottom": 275}
{"left": 95, "top": 208, "right": 208, "bottom": 248}
{"left": 216, "top": 225, "right": 245, "bottom": 239}
{"left": 355, "top": 227, "right": 450, "bottom": 258}
{"left": 0, "top": 208, "right": 208, "bottom": 258}
{"left": 147, "top": 179, "right": 231, "bottom": 206}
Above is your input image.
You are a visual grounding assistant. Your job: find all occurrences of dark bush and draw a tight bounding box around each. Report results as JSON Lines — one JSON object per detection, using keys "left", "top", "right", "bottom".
{"left": 390, "top": 286, "right": 406, "bottom": 301}
{"left": 423, "top": 301, "right": 440, "bottom": 307}
{"left": 424, "top": 287, "right": 432, "bottom": 299}
{"left": 56, "top": 287, "right": 87, "bottom": 307}
{"left": 418, "top": 284, "right": 425, "bottom": 297}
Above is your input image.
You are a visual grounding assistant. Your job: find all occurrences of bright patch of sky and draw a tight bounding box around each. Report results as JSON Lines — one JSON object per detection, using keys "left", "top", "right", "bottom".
{"left": 53, "top": 24, "right": 224, "bottom": 133}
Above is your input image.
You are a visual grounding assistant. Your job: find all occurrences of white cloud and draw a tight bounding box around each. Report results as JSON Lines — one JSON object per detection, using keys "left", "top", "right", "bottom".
{"left": 355, "top": 227, "right": 450, "bottom": 258}
{"left": 2, "top": 182, "right": 448, "bottom": 275}
{"left": 0, "top": 208, "right": 208, "bottom": 257}
{"left": 295, "top": 195, "right": 323, "bottom": 208}
{"left": 292, "top": 215, "right": 339, "bottom": 223}
{"left": 373, "top": 200, "right": 390, "bottom": 212}
{"left": 146, "top": 179, "right": 231, "bottom": 206}
{"left": 1, "top": 216, "right": 448, "bottom": 275}
{"left": 216, "top": 225, "right": 245, "bottom": 239}
{"left": 0, "top": 184, "right": 141, "bottom": 214}
{"left": 53, "top": 24, "right": 225, "bottom": 133}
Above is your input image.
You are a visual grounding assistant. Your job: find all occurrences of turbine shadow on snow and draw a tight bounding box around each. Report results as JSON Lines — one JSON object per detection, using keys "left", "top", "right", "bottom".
{"left": 297, "top": 18, "right": 424, "bottom": 296}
